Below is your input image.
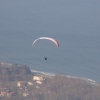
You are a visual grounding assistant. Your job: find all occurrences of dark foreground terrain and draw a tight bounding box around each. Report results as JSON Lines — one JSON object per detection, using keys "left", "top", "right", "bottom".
{"left": 0, "top": 62, "right": 100, "bottom": 100}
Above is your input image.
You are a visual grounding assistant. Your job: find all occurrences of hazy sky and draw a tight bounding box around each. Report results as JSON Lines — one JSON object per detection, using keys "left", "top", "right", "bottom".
{"left": 0, "top": 0, "right": 100, "bottom": 36}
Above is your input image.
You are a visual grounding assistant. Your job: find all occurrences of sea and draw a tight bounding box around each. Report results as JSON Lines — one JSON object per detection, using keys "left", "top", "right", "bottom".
{"left": 0, "top": 0, "right": 100, "bottom": 82}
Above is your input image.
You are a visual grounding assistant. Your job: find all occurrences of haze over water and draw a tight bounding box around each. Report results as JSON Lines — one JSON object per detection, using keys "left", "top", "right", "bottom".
{"left": 0, "top": 0, "right": 100, "bottom": 82}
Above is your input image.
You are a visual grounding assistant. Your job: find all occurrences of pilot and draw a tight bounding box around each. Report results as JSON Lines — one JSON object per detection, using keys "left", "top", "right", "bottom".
{"left": 44, "top": 57, "right": 47, "bottom": 60}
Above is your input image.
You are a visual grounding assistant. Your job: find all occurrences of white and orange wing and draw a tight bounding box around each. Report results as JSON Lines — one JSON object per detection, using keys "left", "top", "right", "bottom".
{"left": 32, "top": 37, "right": 59, "bottom": 47}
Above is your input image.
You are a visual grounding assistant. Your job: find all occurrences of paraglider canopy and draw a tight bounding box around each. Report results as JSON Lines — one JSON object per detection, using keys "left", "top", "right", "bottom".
{"left": 32, "top": 37, "right": 59, "bottom": 47}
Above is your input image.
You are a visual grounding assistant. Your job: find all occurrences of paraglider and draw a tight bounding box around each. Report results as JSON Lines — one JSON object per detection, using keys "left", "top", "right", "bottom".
{"left": 32, "top": 37, "right": 59, "bottom": 47}
{"left": 44, "top": 57, "right": 47, "bottom": 60}
{"left": 32, "top": 37, "right": 59, "bottom": 60}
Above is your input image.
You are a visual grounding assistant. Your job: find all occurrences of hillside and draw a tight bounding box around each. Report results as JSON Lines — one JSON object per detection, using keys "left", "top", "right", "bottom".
{"left": 0, "top": 62, "right": 32, "bottom": 82}
{"left": 0, "top": 62, "right": 100, "bottom": 100}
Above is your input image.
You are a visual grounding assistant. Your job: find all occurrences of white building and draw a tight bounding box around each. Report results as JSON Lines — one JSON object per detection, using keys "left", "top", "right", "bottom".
{"left": 28, "top": 81, "right": 33, "bottom": 85}
{"left": 33, "top": 75, "right": 44, "bottom": 81}
{"left": 17, "top": 81, "right": 27, "bottom": 87}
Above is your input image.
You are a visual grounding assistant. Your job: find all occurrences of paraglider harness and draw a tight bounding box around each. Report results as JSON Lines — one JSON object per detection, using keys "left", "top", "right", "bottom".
{"left": 44, "top": 57, "right": 47, "bottom": 60}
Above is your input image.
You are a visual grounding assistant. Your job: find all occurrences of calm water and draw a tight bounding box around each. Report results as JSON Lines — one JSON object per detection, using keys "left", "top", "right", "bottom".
{"left": 0, "top": 0, "right": 100, "bottom": 82}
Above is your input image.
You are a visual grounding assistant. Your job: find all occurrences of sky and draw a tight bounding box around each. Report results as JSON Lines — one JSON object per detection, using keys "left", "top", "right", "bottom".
{"left": 0, "top": 0, "right": 100, "bottom": 36}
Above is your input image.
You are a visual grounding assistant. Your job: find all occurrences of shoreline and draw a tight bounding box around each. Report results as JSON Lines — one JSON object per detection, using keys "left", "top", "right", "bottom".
{"left": 31, "top": 69, "right": 98, "bottom": 85}
{"left": 0, "top": 61, "right": 98, "bottom": 85}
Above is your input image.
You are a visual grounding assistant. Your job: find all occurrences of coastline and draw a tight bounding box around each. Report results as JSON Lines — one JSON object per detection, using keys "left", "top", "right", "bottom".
{"left": 0, "top": 61, "right": 98, "bottom": 85}
{"left": 31, "top": 69, "right": 98, "bottom": 85}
